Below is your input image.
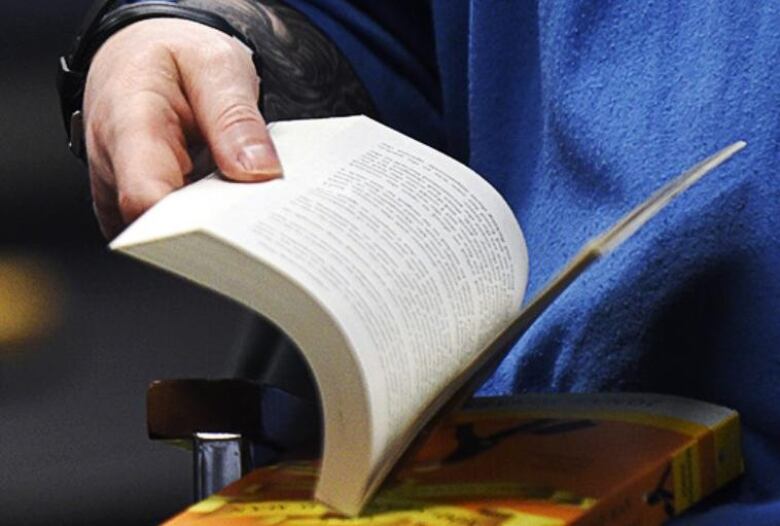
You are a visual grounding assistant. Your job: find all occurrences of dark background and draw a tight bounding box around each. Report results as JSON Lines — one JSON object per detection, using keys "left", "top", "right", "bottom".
{"left": 0, "top": 3, "right": 249, "bottom": 524}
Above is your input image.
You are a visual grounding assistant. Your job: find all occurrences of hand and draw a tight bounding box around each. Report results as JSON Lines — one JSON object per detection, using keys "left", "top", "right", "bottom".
{"left": 83, "top": 18, "right": 282, "bottom": 238}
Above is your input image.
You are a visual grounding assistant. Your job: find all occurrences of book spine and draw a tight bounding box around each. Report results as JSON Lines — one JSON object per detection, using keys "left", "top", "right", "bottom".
{"left": 573, "top": 413, "right": 742, "bottom": 526}
{"left": 670, "top": 411, "right": 742, "bottom": 515}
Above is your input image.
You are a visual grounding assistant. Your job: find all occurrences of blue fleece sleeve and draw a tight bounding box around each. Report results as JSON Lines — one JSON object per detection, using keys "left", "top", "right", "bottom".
{"left": 283, "top": 0, "right": 445, "bottom": 151}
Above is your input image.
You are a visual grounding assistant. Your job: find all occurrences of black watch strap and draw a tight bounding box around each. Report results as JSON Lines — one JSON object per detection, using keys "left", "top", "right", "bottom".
{"left": 58, "top": 1, "right": 263, "bottom": 161}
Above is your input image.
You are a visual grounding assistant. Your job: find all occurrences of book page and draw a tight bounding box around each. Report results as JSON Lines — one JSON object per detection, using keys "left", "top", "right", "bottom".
{"left": 209, "top": 117, "right": 529, "bottom": 461}
{"left": 110, "top": 117, "right": 359, "bottom": 247}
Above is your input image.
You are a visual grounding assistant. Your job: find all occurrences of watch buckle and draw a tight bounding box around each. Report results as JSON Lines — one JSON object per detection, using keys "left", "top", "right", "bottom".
{"left": 69, "top": 110, "right": 86, "bottom": 161}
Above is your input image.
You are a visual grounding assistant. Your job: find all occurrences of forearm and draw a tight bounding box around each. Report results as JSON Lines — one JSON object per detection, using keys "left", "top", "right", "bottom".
{"left": 177, "top": 0, "right": 376, "bottom": 121}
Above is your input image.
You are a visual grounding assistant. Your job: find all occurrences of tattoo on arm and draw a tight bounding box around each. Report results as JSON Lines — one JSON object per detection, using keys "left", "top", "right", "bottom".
{"left": 179, "top": 0, "right": 377, "bottom": 121}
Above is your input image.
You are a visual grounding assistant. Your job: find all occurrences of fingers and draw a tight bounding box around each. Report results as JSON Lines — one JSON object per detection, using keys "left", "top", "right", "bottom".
{"left": 84, "top": 21, "right": 197, "bottom": 238}
{"left": 82, "top": 19, "right": 282, "bottom": 240}
{"left": 112, "top": 124, "right": 188, "bottom": 225}
{"left": 174, "top": 33, "right": 282, "bottom": 181}
{"left": 87, "top": 87, "right": 192, "bottom": 237}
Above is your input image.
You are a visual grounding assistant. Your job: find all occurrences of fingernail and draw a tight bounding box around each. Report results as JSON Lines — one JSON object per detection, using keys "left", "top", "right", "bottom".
{"left": 238, "top": 143, "right": 282, "bottom": 176}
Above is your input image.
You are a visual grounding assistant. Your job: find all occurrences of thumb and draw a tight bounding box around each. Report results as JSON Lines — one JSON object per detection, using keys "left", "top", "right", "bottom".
{"left": 178, "top": 31, "right": 282, "bottom": 181}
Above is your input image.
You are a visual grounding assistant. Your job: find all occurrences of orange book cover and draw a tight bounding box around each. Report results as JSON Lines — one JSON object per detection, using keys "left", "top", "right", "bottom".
{"left": 164, "top": 393, "right": 742, "bottom": 526}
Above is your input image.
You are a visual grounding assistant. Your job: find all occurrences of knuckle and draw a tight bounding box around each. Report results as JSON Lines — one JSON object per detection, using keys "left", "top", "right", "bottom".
{"left": 84, "top": 113, "right": 103, "bottom": 154}
{"left": 123, "top": 46, "right": 168, "bottom": 80}
{"left": 84, "top": 95, "right": 116, "bottom": 140}
{"left": 102, "top": 90, "right": 180, "bottom": 151}
{"left": 117, "top": 190, "right": 156, "bottom": 221}
{"left": 125, "top": 89, "right": 178, "bottom": 125}
{"left": 177, "top": 34, "right": 240, "bottom": 78}
{"left": 199, "top": 37, "right": 240, "bottom": 65}
{"left": 215, "top": 101, "right": 261, "bottom": 130}
{"left": 84, "top": 79, "right": 110, "bottom": 138}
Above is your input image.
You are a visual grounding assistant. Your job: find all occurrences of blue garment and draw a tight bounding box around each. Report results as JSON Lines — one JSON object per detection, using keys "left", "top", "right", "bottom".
{"left": 285, "top": 1, "right": 779, "bottom": 523}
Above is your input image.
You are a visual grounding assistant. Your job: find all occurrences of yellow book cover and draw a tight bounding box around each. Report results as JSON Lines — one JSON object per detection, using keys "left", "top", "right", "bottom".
{"left": 164, "top": 393, "right": 741, "bottom": 526}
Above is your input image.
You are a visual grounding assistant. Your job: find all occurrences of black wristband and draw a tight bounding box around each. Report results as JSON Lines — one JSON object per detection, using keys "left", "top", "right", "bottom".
{"left": 57, "top": 0, "right": 263, "bottom": 161}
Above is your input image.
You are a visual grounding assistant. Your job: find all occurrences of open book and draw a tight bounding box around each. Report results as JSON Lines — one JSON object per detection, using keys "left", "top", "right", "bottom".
{"left": 112, "top": 116, "right": 743, "bottom": 515}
